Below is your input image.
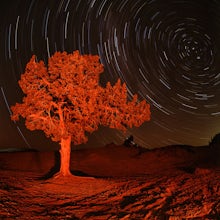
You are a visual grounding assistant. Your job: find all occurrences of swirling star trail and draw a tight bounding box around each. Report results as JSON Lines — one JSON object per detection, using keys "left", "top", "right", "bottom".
{"left": 0, "top": 0, "right": 220, "bottom": 150}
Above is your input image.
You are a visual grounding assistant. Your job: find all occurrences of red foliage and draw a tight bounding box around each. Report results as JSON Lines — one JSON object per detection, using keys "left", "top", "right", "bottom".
{"left": 11, "top": 51, "right": 150, "bottom": 176}
{"left": 11, "top": 51, "right": 150, "bottom": 145}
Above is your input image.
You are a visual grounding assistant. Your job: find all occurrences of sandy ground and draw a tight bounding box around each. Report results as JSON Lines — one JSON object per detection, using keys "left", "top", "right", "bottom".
{"left": 0, "top": 144, "right": 220, "bottom": 219}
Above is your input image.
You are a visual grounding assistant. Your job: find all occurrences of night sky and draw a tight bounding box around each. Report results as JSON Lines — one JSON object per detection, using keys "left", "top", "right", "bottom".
{"left": 1, "top": 0, "right": 220, "bottom": 150}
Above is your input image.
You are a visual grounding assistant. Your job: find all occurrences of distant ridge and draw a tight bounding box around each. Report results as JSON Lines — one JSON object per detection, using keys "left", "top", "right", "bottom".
{"left": 0, "top": 148, "right": 38, "bottom": 152}
{"left": 0, "top": 142, "right": 219, "bottom": 177}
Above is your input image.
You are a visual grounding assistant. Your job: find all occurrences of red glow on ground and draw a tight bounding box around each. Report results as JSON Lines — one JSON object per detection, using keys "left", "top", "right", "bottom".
{"left": 0, "top": 144, "right": 220, "bottom": 219}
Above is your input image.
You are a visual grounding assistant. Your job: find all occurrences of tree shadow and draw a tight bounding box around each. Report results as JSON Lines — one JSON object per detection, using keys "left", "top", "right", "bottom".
{"left": 39, "top": 151, "right": 60, "bottom": 180}
{"left": 39, "top": 151, "right": 92, "bottom": 180}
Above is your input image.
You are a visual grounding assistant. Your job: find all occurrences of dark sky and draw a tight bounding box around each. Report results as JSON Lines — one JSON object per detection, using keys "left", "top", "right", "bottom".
{"left": 0, "top": 0, "right": 220, "bottom": 150}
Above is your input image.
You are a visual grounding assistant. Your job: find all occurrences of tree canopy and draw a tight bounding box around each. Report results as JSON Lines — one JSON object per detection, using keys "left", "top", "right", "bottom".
{"left": 11, "top": 51, "right": 151, "bottom": 146}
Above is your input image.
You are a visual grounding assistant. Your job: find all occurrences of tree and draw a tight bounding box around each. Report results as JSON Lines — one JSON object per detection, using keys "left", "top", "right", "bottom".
{"left": 11, "top": 51, "right": 151, "bottom": 178}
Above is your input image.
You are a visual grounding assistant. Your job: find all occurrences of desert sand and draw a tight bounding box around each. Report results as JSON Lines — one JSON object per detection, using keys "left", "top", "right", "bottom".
{"left": 0, "top": 143, "right": 220, "bottom": 219}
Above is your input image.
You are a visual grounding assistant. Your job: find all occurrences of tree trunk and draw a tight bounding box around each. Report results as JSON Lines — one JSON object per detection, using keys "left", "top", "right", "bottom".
{"left": 58, "top": 136, "right": 72, "bottom": 177}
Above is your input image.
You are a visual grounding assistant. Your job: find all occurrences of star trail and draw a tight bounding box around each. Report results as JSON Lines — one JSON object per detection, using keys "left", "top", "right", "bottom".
{"left": 0, "top": 0, "right": 220, "bottom": 150}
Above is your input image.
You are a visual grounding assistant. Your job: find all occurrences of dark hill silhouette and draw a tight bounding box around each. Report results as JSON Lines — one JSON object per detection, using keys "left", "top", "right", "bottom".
{"left": 209, "top": 133, "right": 220, "bottom": 148}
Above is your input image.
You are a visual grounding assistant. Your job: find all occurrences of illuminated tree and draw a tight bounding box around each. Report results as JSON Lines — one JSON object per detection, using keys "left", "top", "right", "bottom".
{"left": 11, "top": 51, "right": 151, "bottom": 178}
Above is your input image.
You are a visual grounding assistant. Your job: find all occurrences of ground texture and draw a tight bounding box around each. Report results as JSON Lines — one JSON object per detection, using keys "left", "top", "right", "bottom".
{"left": 0, "top": 144, "right": 220, "bottom": 219}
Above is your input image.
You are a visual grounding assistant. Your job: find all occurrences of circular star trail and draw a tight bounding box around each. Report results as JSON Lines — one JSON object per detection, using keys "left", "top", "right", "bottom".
{"left": 0, "top": 0, "right": 220, "bottom": 150}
